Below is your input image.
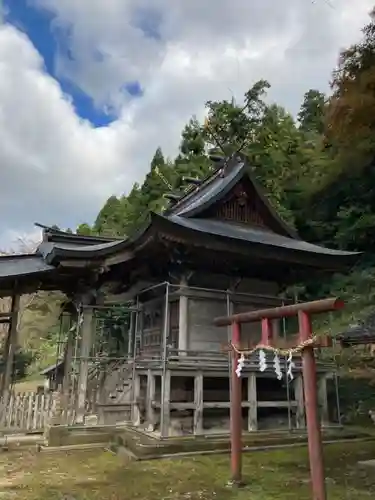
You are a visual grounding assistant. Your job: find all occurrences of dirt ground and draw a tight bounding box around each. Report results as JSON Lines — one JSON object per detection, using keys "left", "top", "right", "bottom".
{"left": 13, "top": 379, "right": 44, "bottom": 393}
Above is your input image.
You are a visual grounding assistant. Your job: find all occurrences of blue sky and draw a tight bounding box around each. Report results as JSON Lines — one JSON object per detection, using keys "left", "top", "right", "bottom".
{"left": 3, "top": 0, "right": 143, "bottom": 127}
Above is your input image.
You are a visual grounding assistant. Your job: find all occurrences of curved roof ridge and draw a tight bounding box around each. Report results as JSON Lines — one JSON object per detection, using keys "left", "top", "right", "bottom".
{"left": 161, "top": 214, "right": 359, "bottom": 258}
{"left": 165, "top": 153, "right": 298, "bottom": 239}
{"left": 38, "top": 238, "right": 129, "bottom": 265}
{"left": 164, "top": 158, "right": 228, "bottom": 216}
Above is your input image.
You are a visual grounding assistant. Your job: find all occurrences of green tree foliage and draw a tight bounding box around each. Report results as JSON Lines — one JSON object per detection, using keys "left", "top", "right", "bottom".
{"left": 13, "top": 349, "right": 35, "bottom": 380}
{"left": 247, "top": 103, "right": 304, "bottom": 225}
{"left": 175, "top": 117, "right": 212, "bottom": 185}
{"left": 0, "top": 348, "right": 35, "bottom": 382}
{"left": 327, "top": 9, "right": 375, "bottom": 170}
{"left": 204, "top": 80, "right": 270, "bottom": 155}
{"left": 140, "top": 147, "right": 171, "bottom": 214}
{"left": 294, "top": 9, "right": 375, "bottom": 252}
{"left": 76, "top": 223, "right": 95, "bottom": 236}
{"left": 298, "top": 89, "right": 326, "bottom": 134}
{"left": 180, "top": 117, "right": 206, "bottom": 158}
{"left": 94, "top": 195, "right": 125, "bottom": 237}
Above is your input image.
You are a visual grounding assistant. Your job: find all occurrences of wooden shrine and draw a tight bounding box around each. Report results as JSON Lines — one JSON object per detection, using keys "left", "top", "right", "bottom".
{"left": 0, "top": 153, "right": 360, "bottom": 438}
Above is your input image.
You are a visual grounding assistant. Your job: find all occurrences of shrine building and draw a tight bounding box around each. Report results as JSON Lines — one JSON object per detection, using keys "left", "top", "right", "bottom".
{"left": 0, "top": 153, "right": 359, "bottom": 437}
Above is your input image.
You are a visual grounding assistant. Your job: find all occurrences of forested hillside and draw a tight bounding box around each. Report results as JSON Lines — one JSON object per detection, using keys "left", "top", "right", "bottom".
{"left": 13, "top": 9, "right": 375, "bottom": 413}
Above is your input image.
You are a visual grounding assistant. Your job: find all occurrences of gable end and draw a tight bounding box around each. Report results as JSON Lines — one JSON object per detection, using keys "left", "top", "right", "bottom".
{"left": 211, "top": 181, "right": 267, "bottom": 228}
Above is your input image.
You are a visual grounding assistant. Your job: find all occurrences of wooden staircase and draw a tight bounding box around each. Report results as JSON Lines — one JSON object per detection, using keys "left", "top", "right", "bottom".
{"left": 86, "top": 359, "right": 134, "bottom": 424}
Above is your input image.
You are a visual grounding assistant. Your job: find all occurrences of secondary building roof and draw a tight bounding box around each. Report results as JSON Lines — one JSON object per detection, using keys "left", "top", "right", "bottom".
{"left": 337, "top": 312, "right": 375, "bottom": 346}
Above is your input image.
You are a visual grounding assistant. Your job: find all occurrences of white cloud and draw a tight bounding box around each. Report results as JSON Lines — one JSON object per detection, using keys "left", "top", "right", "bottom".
{"left": 0, "top": 0, "right": 373, "bottom": 247}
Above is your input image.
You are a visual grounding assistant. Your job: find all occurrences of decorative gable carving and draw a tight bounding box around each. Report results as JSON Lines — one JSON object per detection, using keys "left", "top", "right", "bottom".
{"left": 209, "top": 182, "right": 269, "bottom": 229}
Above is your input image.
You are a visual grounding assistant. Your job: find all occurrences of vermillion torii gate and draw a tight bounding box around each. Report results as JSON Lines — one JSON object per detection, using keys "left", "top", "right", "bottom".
{"left": 214, "top": 297, "right": 344, "bottom": 500}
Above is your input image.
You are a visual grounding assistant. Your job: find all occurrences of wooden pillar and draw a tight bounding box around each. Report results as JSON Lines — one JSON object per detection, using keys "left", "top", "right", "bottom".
{"left": 160, "top": 370, "right": 171, "bottom": 438}
{"left": 76, "top": 306, "right": 94, "bottom": 423}
{"left": 160, "top": 284, "right": 170, "bottom": 437}
{"left": 2, "top": 294, "right": 20, "bottom": 399}
{"left": 146, "top": 369, "right": 156, "bottom": 429}
{"left": 178, "top": 276, "right": 189, "bottom": 354}
{"left": 0, "top": 325, "right": 10, "bottom": 396}
{"left": 295, "top": 375, "right": 306, "bottom": 429}
{"left": 247, "top": 373, "right": 257, "bottom": 431}
{"left": 62, "top": 315, "right": 74, "bottom": 395}
{"left": 0, "top": 315, "right": 11, "bottom": 395}
{"left": 318, "top": 375, "right": 329, "bottom": 427}
{"left": 128, "top": 309, "right": 135, "bottom": 357}
{"left": 132, "top": 373, "right": 141, "bottom": 426}
{"left": 194, "top": 372, "right": 204, "bottom": 435}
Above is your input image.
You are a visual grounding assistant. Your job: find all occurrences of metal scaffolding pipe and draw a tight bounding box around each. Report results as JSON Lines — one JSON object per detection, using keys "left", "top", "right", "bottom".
{"left": 160, "top": 282, "right": 170, "bottom": 438}
{"left": 168, "top": 283, "right": 293, "bottom": 303}
{"left": 131, "top": 296, "right": 140, "bottom": 423}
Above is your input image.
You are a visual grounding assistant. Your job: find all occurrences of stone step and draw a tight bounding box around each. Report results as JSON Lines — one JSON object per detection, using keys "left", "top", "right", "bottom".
{"left": 112, "top": 426, "right": 374, "bottom": 461}
{"left": 40, "top": 442, "right": 104, "bottom": 453}
{"left": 149, "top": 436, "right": 375, "bottom": 461}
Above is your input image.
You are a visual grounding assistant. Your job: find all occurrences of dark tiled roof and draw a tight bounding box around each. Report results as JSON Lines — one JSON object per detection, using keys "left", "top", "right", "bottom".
{"left": 166, "top": 154, "right": 297, "bottom": 238}
{"left": 169, "top": 158, "right": 242, "bottom": 217}
{"left": 0, "top": 254, "right": 54, "bottom": 278}
{"left": 37, "top": 239, "right": 129, "bottom": 265}
{"left": 0, "top": 254, "right": 56, "bottom": 296}
{"left": 163, "top": 215, "right": 357, "bottom": 257}
{"left": 35, "top": 223, "right": 120, "bottom": 246}
{"left": 40, "top": 359, "right": 64, "bottom": 375}
{"left": 337, "top": 312, "right": 375, "bottom": 345}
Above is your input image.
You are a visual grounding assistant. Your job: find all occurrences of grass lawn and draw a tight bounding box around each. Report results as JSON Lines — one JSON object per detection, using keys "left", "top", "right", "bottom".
{"left": 0, "top": 440, "right": 374, "bottom": 499}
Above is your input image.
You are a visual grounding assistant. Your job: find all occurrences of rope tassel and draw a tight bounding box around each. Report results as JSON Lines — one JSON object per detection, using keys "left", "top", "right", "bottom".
{"left": 273, "top": 353, "right": 282, "bottom": 380}
{"left": 259, "top": 349, "right": 267, "bottom": 372}
{"left": 228, "top": 333, "right": 326, "bottom": 381}
{"left": 287, "top": 352, "right": 296, "bottom": 381}
{"left": 235, "top": 353, "right": 245, "bottom": 378}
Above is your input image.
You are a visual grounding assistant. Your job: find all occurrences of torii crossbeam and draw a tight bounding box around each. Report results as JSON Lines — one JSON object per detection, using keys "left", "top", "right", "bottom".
{"left": 214, "top": 297, "right": 344, "bottom": 500}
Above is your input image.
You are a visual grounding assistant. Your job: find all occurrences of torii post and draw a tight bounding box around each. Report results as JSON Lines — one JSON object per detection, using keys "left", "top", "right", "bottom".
{"left": 214, "top": 297, "right": 344, "bottom": 500}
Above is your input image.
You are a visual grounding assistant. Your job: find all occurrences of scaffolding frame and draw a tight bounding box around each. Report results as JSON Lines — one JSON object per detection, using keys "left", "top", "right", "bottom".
{"left": 58, "top": 281, "right": 338, "bottom": 431}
